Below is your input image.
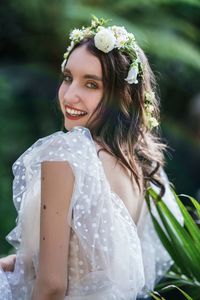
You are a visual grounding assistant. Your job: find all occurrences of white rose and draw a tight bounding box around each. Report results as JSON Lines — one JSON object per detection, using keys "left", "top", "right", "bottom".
{"left": 94, "top": 28, "right": 116, "bottom": 53}
{"left": 125, "top": 62, "right": 139, "bottom": 84}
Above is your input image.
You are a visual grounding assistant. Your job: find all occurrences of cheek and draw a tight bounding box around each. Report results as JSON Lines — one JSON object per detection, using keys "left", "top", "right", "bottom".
{"left": 58, "top": 84, "right": 65, "bottom": 108}
{"left": 93, "top": 92, "right": 103, "bottom": 111}
{"left": 87, "top": 91, "right": 103, "bottom": 112}
{"left": 58, "top": 84, "right": 63, "bottom": 100}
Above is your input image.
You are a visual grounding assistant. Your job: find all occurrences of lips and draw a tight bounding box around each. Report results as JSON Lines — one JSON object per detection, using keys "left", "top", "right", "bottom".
{"left": 65, "top": 111, "right": 86, "bottom": 120}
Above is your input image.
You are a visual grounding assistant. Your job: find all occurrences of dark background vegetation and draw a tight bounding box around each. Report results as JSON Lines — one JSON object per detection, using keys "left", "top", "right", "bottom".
{"left": 0, "top": 0, "right": 200, "bottom": 279}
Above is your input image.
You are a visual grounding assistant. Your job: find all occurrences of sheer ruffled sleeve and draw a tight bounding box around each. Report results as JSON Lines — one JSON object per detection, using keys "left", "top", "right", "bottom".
{"left": 2, "top": 126, "right": 145, "bottom": 300}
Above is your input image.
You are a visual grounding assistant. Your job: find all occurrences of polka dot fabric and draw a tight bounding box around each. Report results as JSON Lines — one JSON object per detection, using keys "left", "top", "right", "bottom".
{"left": 1, "top": 126, "right": 183, "bottom": 299}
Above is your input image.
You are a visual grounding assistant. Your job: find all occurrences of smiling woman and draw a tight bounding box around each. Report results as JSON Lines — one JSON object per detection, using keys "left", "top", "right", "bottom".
{"left": 59, "top": 45, "right": 104, "bottom": 130}
{"left": 0, "top": 16, "right": 184, "bottom": 300}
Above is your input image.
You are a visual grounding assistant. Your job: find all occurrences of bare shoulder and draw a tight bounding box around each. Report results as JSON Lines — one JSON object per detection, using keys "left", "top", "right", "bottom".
{"left": 94, "top": 141, "right": 139, "bottom": 188}
{"left": 93, "top": 141, "right": 144, "bottom": 222}
{"left": 94, "top": 142, "right": 118, "bottom": 169}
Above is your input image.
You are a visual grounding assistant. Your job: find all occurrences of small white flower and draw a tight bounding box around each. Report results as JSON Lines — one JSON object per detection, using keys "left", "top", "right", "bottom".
{"left": 145, "top": 104, "right": 154, "bottom": 114}
{"left": 148, "top": 117, "right": 159, "bottom": 129}
{"left": 82, "top": 28, "right": 92, "bottom": 37}
{"left": 67, "top": 41, "right": 75, "bottom": 53}
{"left": 61, "top": 59, "right": 67, "bottom": 72}
{"left": 125, "top": 62, "right": 139, "bottom": 84}
{"left": 91, "top": 19, "right": 98, "bottom": 27}
{"left": 145, "top": 91, "right": 155, "bottom": 103}
{"left": 115, "top": 35, "right": 129, "bottom": 48}
{"left": 63, "top": 41, "right": 74, "bottom": 60}
{"left": 70, "top": 29, "right": 84, "bottom": 41}
{"left": 111, "top": 26, "right": 129, "bottom": 48}
{"left": 94, "top": 28, "right": 116, "bottom": 53}
{"left": 127, "top": 32, "right": 135, "bottom": 42}
{"left": 111, "top": 26, "right": 128, "bottom": 37}
{"left": 63, "top": 52, "right": 68, "bottom": 59}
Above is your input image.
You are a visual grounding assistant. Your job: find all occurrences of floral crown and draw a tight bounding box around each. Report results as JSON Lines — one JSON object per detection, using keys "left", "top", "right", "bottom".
{"left": 61, "top": 16, "right": 159, "bottom": 129}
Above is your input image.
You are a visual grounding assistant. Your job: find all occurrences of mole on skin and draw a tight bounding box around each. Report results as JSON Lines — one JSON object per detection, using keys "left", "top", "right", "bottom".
{"left": 43, "top": 205, "right": 46, "bottom": 210}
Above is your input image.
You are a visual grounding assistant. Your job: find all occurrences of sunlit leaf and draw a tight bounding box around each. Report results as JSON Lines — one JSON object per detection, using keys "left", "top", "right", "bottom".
{"left": 149, "top": 290, "right": 166, "bottom": 300}
{"left": 145, "top": 194, "right": 191, "bottom": 276}
{"left": 148, "top": 188, "right": 200, "bottom": 280}
{"left": 162, "top": 285, "right": 193, "bottom": 300}
{"left": 180, "top": 194, "right": 200, "bottom": 220}
{"left": 172, "top": 191, "right": 200, "bottom": 249}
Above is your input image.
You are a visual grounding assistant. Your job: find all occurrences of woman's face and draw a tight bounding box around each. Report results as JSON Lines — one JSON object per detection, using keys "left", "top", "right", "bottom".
{"left": 58, "top": 45, "right": 104, "bottom": 131}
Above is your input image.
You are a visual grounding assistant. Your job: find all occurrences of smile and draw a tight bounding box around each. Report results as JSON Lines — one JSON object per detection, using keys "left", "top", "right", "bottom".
{"left": 64, "top": 105, "right": 88, "bottom": 120}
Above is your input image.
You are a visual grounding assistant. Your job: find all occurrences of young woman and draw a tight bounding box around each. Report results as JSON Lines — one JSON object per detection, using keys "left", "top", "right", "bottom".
{"left": 0, "top": 17, "right": 183, "bottom": 300}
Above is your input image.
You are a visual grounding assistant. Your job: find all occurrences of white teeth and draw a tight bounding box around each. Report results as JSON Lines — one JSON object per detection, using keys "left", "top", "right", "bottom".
{"left": 65, "top": 107, "right": 87, "bottom": 116}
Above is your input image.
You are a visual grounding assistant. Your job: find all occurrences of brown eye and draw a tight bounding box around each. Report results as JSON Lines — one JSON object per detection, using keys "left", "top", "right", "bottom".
{"left": 86, "top": 82, "right": 97, "bottom": 89}
{"left": 63, "top": 74, "right": 72, "bottom": 83}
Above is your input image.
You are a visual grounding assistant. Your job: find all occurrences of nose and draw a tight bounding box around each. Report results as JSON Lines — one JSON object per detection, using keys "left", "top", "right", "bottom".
{"left": 63, "top": 81, "right": 80, "bottom": 105}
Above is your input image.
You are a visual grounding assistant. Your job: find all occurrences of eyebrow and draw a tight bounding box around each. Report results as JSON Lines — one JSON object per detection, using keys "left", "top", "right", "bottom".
{"left": 64, "top": 68, "right": 102, "bottom": 81}
{"left": 84, "top": 74, "right": 102, "bottom": 81}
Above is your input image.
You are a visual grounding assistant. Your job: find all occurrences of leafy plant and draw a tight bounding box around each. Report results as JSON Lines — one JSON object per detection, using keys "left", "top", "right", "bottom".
{"left": 145, "top": 187, "right": 200, "bottom": 299}
{"left": 150, "top": 285, "right": 193, "bottom": 300}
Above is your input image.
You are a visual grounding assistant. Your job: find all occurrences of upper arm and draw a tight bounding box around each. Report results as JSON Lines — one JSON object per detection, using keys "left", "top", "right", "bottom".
{"left": 37, "top": 161, "right": 75, "bottom": 291}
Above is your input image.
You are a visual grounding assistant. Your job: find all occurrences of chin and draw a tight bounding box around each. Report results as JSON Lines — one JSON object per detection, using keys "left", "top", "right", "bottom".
{"left": 64, "top": 120, "right": 86, "bottom": 131}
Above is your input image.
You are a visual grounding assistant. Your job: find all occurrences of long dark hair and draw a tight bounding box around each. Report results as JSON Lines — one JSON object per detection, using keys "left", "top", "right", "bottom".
{"left": 60, "top": 38, "right": 168, "bottom": 197}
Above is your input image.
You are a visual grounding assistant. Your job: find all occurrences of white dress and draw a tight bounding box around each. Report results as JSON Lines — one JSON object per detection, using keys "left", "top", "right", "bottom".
{"left": 0, "top": 126, "right": 183, "bottom": 300}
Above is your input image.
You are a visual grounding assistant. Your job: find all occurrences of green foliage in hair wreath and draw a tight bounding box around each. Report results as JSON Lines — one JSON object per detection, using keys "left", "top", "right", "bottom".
{"left": 61, "top": 16, "right": 159, "bottom": 130}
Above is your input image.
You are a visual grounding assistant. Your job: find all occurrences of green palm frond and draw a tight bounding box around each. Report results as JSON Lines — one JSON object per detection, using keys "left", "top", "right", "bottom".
{"left": 150, "top": 290, "right": 166, "bottom": 299}
{"left": 150, "top": 285, "right": 194, "bottom": 300}
{"left": 146, "top": 187, "right": 200, "bottom": 299}
{"left": 162, "top": 285, "right": 193, "bottom": 300}
{"left": 180, "top": 194, "right": 200, "bottom": 219}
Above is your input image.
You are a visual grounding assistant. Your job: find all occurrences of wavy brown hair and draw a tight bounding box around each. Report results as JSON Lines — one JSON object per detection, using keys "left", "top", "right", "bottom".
{"left": 60, "top": 38, "right": 168, "bottom": 197}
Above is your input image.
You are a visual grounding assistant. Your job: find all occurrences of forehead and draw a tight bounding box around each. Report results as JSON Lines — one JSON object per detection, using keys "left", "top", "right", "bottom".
{"left": 65, "top": 45, "right": 102, "bottom": 76}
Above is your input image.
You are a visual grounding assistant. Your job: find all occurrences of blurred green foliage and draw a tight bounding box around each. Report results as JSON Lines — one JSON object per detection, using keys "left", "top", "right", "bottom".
{"left": 0, "top": 0, "right": 200, "bottom": 258}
